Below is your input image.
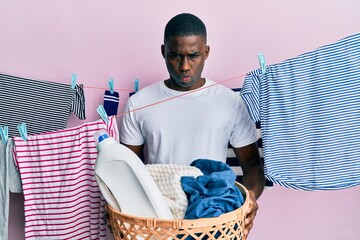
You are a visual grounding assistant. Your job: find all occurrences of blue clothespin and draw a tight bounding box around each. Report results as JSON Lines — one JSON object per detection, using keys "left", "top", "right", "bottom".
{"left": 71, "top": 73, "right": 77, "bottom": 89}
{"left": 134, "top": 79, "right": 139, "bottom": 93}
{"left": 0, "top": 125, "right": 9, "bottom": 144}
{"left": 17, "top": 123, "right": 27, "bottom": 142}
{"left": 108, "top": 78, "right": 115, "bottom": 94}
{"left": 258, "top": 52, "right": 267, "bottom": 74}
{"left": 97, "top": 105, "right": 109, "bottom": 124}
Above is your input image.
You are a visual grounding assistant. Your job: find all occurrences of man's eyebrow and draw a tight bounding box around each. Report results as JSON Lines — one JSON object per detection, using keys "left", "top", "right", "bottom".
{"left": 189, "top": 51, "right": 200, "bottom": 55}
{"left": 169, "top": 51, "right": 181, "bottom": 54}
{"left": 168, "top": 51, "right": 200, "bottom": 55}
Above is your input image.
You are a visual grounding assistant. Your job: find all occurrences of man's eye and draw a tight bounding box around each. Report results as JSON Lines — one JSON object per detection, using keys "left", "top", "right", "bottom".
{"left": 169, "top": 54, "right": 181, "bottom": 58}
{"left": 189, "top": 54, "right": 200, "bottom": 59}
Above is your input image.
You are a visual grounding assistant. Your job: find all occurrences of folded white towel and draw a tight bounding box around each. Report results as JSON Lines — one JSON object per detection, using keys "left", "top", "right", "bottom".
{"left": 146, "top": 164, "right": 203, "bottom": 219}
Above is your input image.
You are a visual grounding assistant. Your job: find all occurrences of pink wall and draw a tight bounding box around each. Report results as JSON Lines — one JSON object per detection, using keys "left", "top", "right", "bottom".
{"left": 1, "top": 1, "right": 360, "bottom": 239}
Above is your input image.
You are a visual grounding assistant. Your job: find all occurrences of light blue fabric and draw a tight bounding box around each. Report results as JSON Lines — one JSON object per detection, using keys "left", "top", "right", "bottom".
{"left": 8, "top": 140, "right": 22, "bottom": 193}
{"left": 0, "top": 141, "right": 8, "bottom": 240}
{"left": 241, "top": 33, "right": 360, "bottom": 190}
{"left": 181, "top": 159, "right": 244, "bottom": 219}
{"left": 0, "top": 139, "right": 24, "bottom": 240}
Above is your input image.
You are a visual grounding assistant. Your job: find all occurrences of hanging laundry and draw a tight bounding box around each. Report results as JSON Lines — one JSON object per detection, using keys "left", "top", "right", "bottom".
{"left": 228, "top": 88, "right": 273, "bottom": 188}
{"left": 0, "top": 139, "right": 22, "bottom": 240}
{"left": 0, "top": 141, "right": 8, "bottom": 240}
{"left": 103, "top": 90, "right": 119, "bottom": 116}
{"left": 0, "top": 73, "right": 86, "bottom": 137}
{"left": 13, "top": 117, "right": 118, "bottom": 240}
{"left": 241, "top": 33, "right": 360, "bottom": 190}
{"left": 8, "top": 141, "right": 22, "bottom": 194}
{"left": 0, "top": 139, "right": 21, "bottom": 240}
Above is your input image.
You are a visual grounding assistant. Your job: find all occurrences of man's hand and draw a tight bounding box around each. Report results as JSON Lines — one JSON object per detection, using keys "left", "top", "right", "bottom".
{"left": 244, "top": 190, "right": 259, "bottom": 239}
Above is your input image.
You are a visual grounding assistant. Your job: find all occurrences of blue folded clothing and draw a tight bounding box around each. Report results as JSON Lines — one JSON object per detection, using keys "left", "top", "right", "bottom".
{"left": 181, "top": 159, "right": 244, "bottom": 219}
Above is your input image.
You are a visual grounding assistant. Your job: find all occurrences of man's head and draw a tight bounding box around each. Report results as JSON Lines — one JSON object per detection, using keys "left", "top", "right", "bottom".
{"left": 164, "top": 13, "right": 207, "bottom": 44}
{"left": 162, "top": 13, "right": 210, "bottom": 91}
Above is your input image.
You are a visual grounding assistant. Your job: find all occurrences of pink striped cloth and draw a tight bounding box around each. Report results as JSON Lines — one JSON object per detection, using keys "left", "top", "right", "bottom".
{"left": 13, "top": 117, "right": 118, "bottom": 240}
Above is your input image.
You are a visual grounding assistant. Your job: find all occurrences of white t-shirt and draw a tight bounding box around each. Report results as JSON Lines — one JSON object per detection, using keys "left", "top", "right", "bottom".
{"left": 120, "top": 79, "right": 258, "bottom": 165}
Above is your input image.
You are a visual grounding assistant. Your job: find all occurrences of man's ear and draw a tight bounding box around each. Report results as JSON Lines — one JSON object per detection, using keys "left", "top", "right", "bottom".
{"left": 161, "top": 44, "right": 165, "bottom": 58}
{"left": 205, "top": 45, "right": 210, "bottom": 60}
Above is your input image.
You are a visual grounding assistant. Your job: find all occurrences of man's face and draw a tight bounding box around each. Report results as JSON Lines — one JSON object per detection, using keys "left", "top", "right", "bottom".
{"left": 162, "top": 35, "right": 209, "bottom": 91}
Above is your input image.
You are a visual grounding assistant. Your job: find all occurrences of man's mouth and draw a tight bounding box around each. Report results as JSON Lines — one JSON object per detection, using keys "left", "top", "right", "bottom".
{"left": 181, "top": 76, "right": 191, "bottom": 82}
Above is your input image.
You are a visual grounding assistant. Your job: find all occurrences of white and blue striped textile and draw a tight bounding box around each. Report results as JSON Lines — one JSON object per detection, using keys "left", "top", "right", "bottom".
{"left": 241, "top": 33, "right": 360, "bottom": 190}
{"left": 228, "top": 88, "right": 273, "bottom": 189}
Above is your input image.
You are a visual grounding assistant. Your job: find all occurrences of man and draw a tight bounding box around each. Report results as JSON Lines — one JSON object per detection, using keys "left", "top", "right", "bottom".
{"left": 120, "top": 13, "right": 265, "bottom": 237}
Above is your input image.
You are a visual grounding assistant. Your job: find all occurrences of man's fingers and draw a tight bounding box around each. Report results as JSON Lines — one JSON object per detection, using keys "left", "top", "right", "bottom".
{"left": 243, "top": 191, "right": 259, "bottom": 238}
{"left": 245, "top": 200, "right": 258, "bottom": 225}
{"left": 245, "top": 210, "right": 256, "bottom": 225}
{"left": 243, "top": 225, "right": 252, "bottom": 240}
{"left": 244, "top": 216, "right": 256, "bottom": 240}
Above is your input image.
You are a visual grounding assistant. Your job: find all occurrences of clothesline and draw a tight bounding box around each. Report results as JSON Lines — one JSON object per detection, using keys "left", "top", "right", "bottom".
{"left": 0, "top": 71, "right": 248, "bottom": 93}
{"left": 84, "top": 85, "right": 134, "bottom": 92}
{"left": 0, "top": 71, "right": 247, "bottom": 140}
{"left": 110, "top": 74, "right": 247, "bottom": 118}
{"left": 79, "top": 74, "right": 246, "bottom": 94}
{"left": 0, "top": 71, "right": 133, "bottom": 92}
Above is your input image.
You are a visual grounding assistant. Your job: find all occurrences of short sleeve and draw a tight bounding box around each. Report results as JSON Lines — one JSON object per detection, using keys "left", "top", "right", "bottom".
{"left": 70, "top": 84, "right": 86, "bottom": 120}
{"left": 241, "top": 69, "right": 263, "bottom": 122}
{"left": 120, "top": 98, "right": 145, "bottom": 145}
{"left": 229, "top": 96, "right": 259, "bottom": 148}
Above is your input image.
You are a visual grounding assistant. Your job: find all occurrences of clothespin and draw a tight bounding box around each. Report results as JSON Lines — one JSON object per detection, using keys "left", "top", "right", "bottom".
{"left": 71, "top": 73, "right": 77, "bottom": 89}
{"left": 108, "top": 78, "right": 115, "bottom": 94}
{"left": 17, "top": 123, "right": 27, "bottom": 142}
{"left": 134, "top": 79, "right": 140, "bottom": 93}
{"left": 258, "top": 52, "right": 267, "bottom": 74}
{"left": 0, "top": 125, "right": 9, "bottom": 144}
{"left": 97, "top": 105, "right": 109, "bottom": 124}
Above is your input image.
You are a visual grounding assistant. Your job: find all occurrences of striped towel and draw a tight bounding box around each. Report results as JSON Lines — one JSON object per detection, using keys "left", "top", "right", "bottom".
{"left": 241, "top": 33, "right": 360, "bottom": 190}
{"left": 13, "top": 117, "right": 118, "bottom": 239}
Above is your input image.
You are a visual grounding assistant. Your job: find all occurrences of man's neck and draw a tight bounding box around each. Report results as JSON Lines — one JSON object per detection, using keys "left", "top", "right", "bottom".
{"left": 164, "top": 78, "right": 205, "bottom": 91}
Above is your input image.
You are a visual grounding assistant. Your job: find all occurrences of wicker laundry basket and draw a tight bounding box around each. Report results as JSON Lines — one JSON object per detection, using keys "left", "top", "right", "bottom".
{"left": 107, "top": 182, "right": 249, "bottom": 240}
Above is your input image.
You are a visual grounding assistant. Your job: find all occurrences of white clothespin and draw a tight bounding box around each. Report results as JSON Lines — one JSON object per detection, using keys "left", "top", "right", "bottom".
{"left": 97, "top": 105, "right": 109, "bottom": 124}
{"left": 258, "top": 52, "right": 267, "bottom": 74}
{"left": 108, "top": 78, "right": 115, "bottom": 94}
{"left": 17, "top": 123, "right": 27, "bottom": 142}
{"left": 0, "top": 125, "right": 9, "bottom": 144}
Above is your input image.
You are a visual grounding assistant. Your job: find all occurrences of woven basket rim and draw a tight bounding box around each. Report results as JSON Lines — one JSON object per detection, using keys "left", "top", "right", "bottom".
{"left": 107, "top": 182, "right": 249, "bottom": 229}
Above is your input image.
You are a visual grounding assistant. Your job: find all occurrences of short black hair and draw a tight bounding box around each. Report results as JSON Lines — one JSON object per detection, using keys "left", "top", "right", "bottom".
{"left": 164, "top": 13, "right": 207, "bottom": 43}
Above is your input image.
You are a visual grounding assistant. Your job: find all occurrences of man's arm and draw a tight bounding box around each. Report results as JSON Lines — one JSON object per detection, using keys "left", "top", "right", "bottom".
{"left": 233, "top": 141, "right": 265, "bottom": 199}
{"left": 233, "top": 141, "right": 265, "bottom": 238}
{"left": 121, "top": 142, "right": 145, "bottom": 161}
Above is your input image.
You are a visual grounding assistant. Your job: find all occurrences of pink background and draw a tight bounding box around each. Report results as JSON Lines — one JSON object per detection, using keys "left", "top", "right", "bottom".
{"left": 1, "top": 1, "right": 360, "bottom": 239}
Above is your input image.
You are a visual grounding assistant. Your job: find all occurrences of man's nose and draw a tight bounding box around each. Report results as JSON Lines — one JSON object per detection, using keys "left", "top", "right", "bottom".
{"left": 179, "top": 56, "right": 191, "bottom": 72}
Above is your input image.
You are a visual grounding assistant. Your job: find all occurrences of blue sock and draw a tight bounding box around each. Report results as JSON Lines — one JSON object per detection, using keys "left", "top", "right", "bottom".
{"left": 103, "top": 90, "right": 119, "bottom": 116}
